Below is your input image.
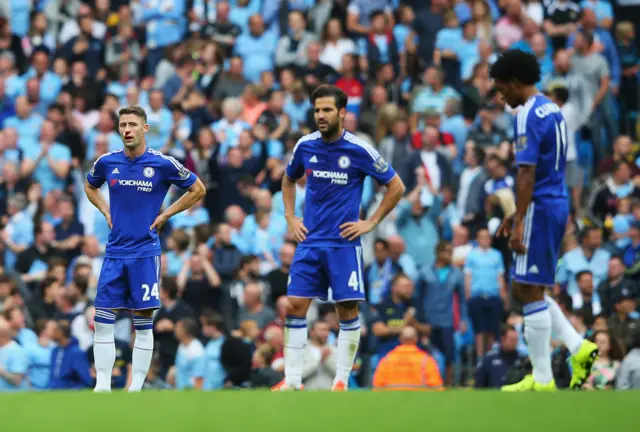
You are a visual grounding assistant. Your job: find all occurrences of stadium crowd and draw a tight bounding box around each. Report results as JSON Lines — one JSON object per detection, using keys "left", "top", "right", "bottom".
{"left": 0, "top": 0, "right": 640, "bottom": 392}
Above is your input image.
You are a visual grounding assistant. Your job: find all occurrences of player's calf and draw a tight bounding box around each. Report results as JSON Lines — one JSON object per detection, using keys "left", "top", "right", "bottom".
{"left": 334, "top": 301, "right": 361, "bottom": 390}
{"left": 93, "top": 308, "right": 116, "bottom": 392}
{"left": 129, "top": 310, "right": 154, "bottom": 392}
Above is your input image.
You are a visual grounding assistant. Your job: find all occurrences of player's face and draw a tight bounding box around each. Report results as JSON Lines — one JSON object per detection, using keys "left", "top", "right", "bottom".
{"left": 313, "top": 96, "right": 345, "bottom": 137}
{"left": 493, "top": 80, "right": 523, "bottom": 108}
{"left": 118, "top": 113, "right": 148, "bottom": 149}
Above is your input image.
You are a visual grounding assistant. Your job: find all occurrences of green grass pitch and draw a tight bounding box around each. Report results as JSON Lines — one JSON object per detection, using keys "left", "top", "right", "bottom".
{"left": 1, "top": 390, "right": 637, "bottom": 431}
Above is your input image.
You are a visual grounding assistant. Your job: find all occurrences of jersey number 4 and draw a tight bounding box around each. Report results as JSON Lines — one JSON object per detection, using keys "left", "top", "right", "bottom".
{"left": 554, "top": 119, "right": 568, "bottom": 171}
{"left": 142, "top": 283, "right": 160, "bottom": 301}
{"left": 348, "top": 271, "right": 364, "bottom": 293}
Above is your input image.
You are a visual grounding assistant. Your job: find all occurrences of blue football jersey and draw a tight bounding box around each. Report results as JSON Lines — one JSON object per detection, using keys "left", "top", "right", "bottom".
{"left": 286, "top": 130, "right": 396, "bottom": 247}
{"left": 513, "top": 94, "right": 568, "bottom": 201}
{"left": 86, "top": 148, "right": 197, "bottom": 258}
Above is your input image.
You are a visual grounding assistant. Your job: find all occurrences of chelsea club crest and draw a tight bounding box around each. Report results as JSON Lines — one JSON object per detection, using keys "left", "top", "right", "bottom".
{"left": 338, "top": 155, "right": 351, "bottom": 169}
{"left": 143, "top": 167, "right": 155, "bottom": 178}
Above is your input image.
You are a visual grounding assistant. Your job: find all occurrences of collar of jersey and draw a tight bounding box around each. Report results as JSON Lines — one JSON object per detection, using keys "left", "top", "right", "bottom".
{"left": 122, "top": 147, "right": 150, "bottom": 163}
{"left": 322, "top": 129, "right": 346, "bottom": 145}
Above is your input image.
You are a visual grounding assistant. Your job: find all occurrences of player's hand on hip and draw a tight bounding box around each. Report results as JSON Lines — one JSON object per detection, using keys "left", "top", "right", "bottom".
{"left": 340, "top": 219, "right": 376, "bottom": 241}
{"left": 286, "top": 215, "right": 308, "bottom": 242}
{"left": 150, "top": 214, "right": 169, "bottom": 231}
{"left": 509, "top": 219, "right": 527, "bottom": 254}
{"left": 496, "top": 213, "right": 515, "bottom": 238}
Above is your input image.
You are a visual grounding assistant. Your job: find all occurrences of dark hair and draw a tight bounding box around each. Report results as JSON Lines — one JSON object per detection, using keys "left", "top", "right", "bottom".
{"left": 160, "top": 276, "right": 178, "bottom": 300}
{"left": 57, "top": 320, "right": 71, "bottom": 338}
{"left": 178, "top": 318, "right": 199, "bottom": 338}
{"left": 202, "top": 312, "right": 226, "bottom": 333}
{"left": 2, "top": 306, "right": 20, "bottom": 321}
{"left": 374, "top": 238, "right": 389, "bottom": 249}
{"left": 500, "top": 324, "right": 517, "bottom": 338}
{"left": 47, "top": 103, "right": 65, "bottom": 115}
{"left": 578, "top": 29, "right": 594, "bottom": 47}
{"left": 575, "top": 270, "right": 593, "bottom": 282}
{"left": 471, "top": 146, "right": 485, "bottom": 165}
{"left": 591, "top": 330, "right": 625, "bottom": 361}
{"left": 72, "top": 275, "right": 89, "bottom": 295}
{"left": 370, "top": 10, "right": 385, "bottom": 22}
{"left": 41, "top": 276, "right": 58, "bottom": 296}
{"left": 557, "top": 291, "right": 573, "bottom": 311}
{"left": 310, "top": 85, "right": 348, "bottom": 111}
{"left": 436, "top": 241, "right": 451, "bottom": 253}
{"left": 34, "top": 319, "right": 50, "bottom": 337}
{"left": 613, "top": 160, "right": 631, "bottom": 174}
{"left": 118, "top": 105, "right": 148, "bottom": 124}
{"left": 490, "top": 49, "right": 541, "bottom": 85}
{"left": 487, "top": 154, "right": 508, "bottom": 169}
{"left": 550, "top": 86, "right": 570, "bottom": 105}
{"left": 579, "top": 226, "right": 600, "bottom": 243}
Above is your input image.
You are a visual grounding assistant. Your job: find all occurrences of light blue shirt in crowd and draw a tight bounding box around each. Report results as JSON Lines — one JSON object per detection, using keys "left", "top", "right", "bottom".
{"left": 464, "top": 247, "right": 504, "bottom": 297}
{"left": 0, "top": 341, "right": 28, "bottom": 392}
{"left": 234, "top": 30, "right": 278, "bottom": 83}
{"left": 411, "top": 85, "right": 461, "bottom": 115}
{"left": 203, "top": 337, "right": 226, "bottom": 390}
{"left": 136, "top": 0, "right": 187, "bottom": 50}
{"left": 24, "top": 143, "right": 72, "bottom": 195}
{"left": 84, "top": 130, "right": 122, "bottom": 161}
{"left": 144, "top": 107, "right": 173, "bottom": 150}
{"left": 165, "top": 251, "right": 191, "bottom": 277}
{"left": 556, "top": 247, "right": 611, "bottom": 296}
{"left": 4, "top": 114, "right": 43, "bottom": 143}
{"left": 175, "top": 339, "right": 205, "bottom": 390}
{"left": 20, "top": 69, "right": 63, "bottom": 107}
{"left": 171, "top": 207, "right": 210, "bottom": 230}
{"left": 9, "top": 0, "right": 31, "bottom": 37}
{"left": 26, "top": 342, "right": 55, "bottom": 390}
{"left": 4, "top": 210, "right": 34, "bottom": 272}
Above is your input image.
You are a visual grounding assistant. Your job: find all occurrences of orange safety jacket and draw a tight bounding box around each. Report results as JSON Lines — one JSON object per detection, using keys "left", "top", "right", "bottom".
{"left": 372, "top": 344, "right": 444, "bottom": 391}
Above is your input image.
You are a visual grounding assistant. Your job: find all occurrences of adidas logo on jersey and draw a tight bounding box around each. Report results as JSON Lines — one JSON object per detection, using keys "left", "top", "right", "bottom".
{"left": 112, "top": 168, "right": 120, "bottom": 174}
{"left": 528, "top": 265, "right": 539, "bottom": 274}
{"left": 310, "top": 155, "right": 318, "bottom": 163}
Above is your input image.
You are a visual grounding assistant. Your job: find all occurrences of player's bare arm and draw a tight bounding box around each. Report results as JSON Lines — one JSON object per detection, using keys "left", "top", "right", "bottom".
{"left": 282, "top": 174, "right": 308, "bottom": 242}
{"left": 499, "top": 165, "right": 535, "bottom": 254}
{"left": 150, "top": 177, "right": 206, "bottom": 231}
{"left": 340, "top": 174, "right": 405, "bottom": 241}
{"left": 84, "top": 180, "right": 112, "bottom": 229}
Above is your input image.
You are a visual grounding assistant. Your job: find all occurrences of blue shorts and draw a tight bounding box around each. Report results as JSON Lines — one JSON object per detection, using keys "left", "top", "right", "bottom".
{"left": 468, "top": 295, "right": 503, "bottom": 337}
{"left": 511, "top": 198, "right": 568, "bottom": 287}
{"left": 288, "top": 244, "right": 365, "bottom": 302}
{"left": 95, "top": 255, "right": 161, "bottom": 310}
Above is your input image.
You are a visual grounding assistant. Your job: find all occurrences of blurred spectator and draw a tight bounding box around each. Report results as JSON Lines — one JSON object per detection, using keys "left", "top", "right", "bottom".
{"left": 616, "top": 331, "right": 640, "bottom": 390}
{"left": 234, "top": 15, "right": 277, "bottom": 83}
{"left": 556, "top": 226, "right": 611, "bottom": 296}
{"left": 495, "top": 0, "right": 525, "bottom": 52}
{"left": 275, "top": 10, "right": 316, "bottom": 69}
{"left": 154, "top": 277, "right": 195, "bottom": 378}
{"left": 544, "top": 0, "right": 581, "bottom": 51}
{"left": 373, "top": 326, "right": 443, "bottom": 391}
{"left": 608, "top": 288, "right": 640, "bottom": 350}
{"left": 364, "top": 238, "right": 402, "bottom": 306}
{"left": 474, "top": 325, "right": 528, "bottom": 388}
{"left": 417, "top": 241, "right": 466, "bottom": 386}
{"left": 464, "top": 227, "right": 506, "bottom": 359}
{"left": 200, "top": 312, "right": 228, "bottom": 390}
{"left": 264, "top": 242, "right": 294, "bottom": 307}
{"left": 25, "top": 319, "right": 55, "bottom": 390}
{"left": 372, "top": 274, "right": 430, "bottom": 367}
{"left": 319, "top": 18, "right": 356, "bottom": 72}
{"left": 584, "top": 330, "right": 623, "bottom": 390}
{"left": 571, "top": 270, "right": 601, "bottom": 327}
{"left": 173, "top": 317, "right": 204, "bottom": 390}
{"left": 3, "top": 306, "right": 37, "bottom": 347}
{"left": 177, "top": 246, "right": 222, "bottom": 319}
{"left": 598, "top": 256, "right": 639, "bottom": 317}
{"left": 301, "top": 320, "right": 336, "bottom": 390}
{"left": 48, "top": 320, "right": 92, "bottom": 389}
{"left": 615, "top": 21, "right": 638, "bottom": 138}
{"left": 237, "top": 282, "right": 275, "bottom": 330}
{"left": 0, "top": 316, "right": 27, "bottom": 391}
{"left": 26, "top": 277, "right": 62, "bottom": 322}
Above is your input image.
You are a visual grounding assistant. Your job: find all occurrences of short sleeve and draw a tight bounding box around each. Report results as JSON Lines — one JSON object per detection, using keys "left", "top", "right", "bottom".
{"left": 597, "top": 57, "right": 610, "bottom": 79}
{"left": 192, "top": 355, "right": 206, "bottom": 378}
{"left": 86, "top": 156, "right": 106, "bottom": 188}
{"left": 285, "top": 139, "right": 306, "bottom": 180}
{"left": 354, "top": 144, "right": 396, "bottom": 185}
{"left": 52, "top": 145, "right": 72, "bottom": 162}
{"left": 514, "top": 107, "right": 542, "bottom": 166}
{"left": 463, "top": 252, "right": 474, "bottom": 274}
{"left": 161, "top": 155, "right": 197, "bottom": 189}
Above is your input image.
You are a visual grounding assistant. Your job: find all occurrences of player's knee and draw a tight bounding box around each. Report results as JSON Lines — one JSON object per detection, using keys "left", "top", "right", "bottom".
{"left": 335, "top": 301, "right": 359, "bottom": 320}
{"left": 513, "top": 282, "right": 545, "bottom": 305}
{"left": 286, "top": 297, "right": 310, "bottom": 317}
